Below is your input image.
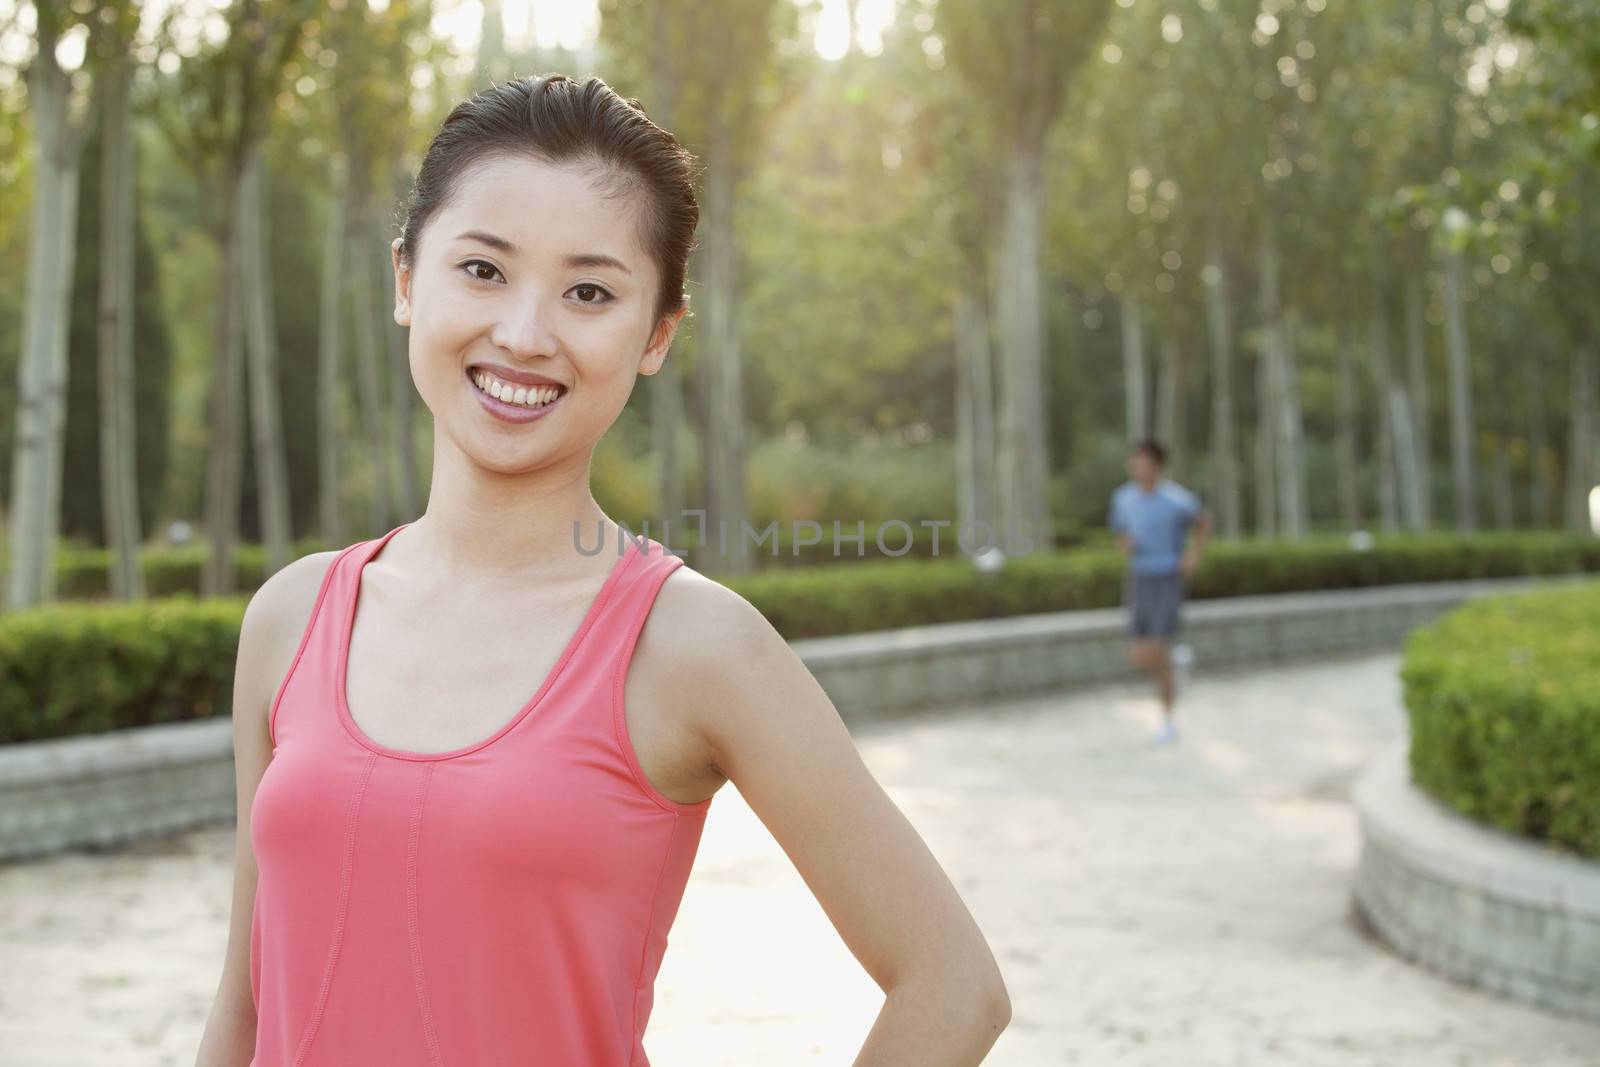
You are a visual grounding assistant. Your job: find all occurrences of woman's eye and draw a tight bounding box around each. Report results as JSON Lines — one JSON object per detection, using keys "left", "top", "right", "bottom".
{"left": 570, "top": 283, "right": 614, "bottom": 305}
{"left": 460, "top": 259, "right": 503, "bottom": 284}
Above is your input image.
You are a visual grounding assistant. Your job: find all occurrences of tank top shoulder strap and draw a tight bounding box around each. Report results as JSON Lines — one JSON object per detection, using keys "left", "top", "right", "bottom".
{"left": 267, "top": 524, "right": 408, "bottom": 747}
{"left": 611, "top": 533, "right": 688, "bottom": 646}
{"left": 555, "top": 532, "right": 685, "bottom": 685}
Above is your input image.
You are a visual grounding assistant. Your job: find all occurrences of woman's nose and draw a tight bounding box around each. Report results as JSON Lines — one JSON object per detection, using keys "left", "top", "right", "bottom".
{"left": 489, "top": 295, "right": 560, "bottom": 360}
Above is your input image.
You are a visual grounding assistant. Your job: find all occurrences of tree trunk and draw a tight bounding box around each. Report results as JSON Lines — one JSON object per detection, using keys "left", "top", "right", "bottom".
{"left": 318, "top": 157, "right": 347, "bottom": 547}
{"left": 1155, "top": 329, "right": 1183, "bottom": 479}
{"left": 347, "top": 179, "right": 391, "bottom": 536}
{"left": 994, "top": 146, "right": 1052, "bottom": 551}
{"left": 647, "top": 5, "right": 686, "bottom": 545}
{"left": 953, "top": 282, "right": 998, "bottom": 547}
{"left": 1567, "top": 346, "right": 1596, "bottom": 532}
{"left": 97, "top": 50, "right": 144, "bottom": 600}
{"left": 1121, "top": 294, "right": 1146, "bottom": 443}
{"left": 650, "top": 348, "right": 686, "bottom": 543}
{"left": 1276, "top": 307, "right": 1306, "bottom": 539}
{"left": 1335, "top": 325, "right": 1361, "bottom": 531}
{"left": 1370, "top": 282, "right": 1399, "bottom": 534}
{"left": 1203, "top": 240, "right": 1240, "bottom": 538}
{"left": 378, "top": 206, "right": 419, "bottom": 521}
{"left": 1402, "top": 271, "right": 1432, "bottom": 528}
{"left": 1257, "top": 226, "right": 1292, "bottom": 538}
{"left": 7, "top": 29, "right": 88, "bottom": 609}
{"left": 1491, "top": 435, "right": 1514, "bottom": 529}
{"left": 1443, "top": 242, "right": 1477, "bottom": 531}
{"left": 1524, "top": 349, "right": 1551, "bottom": 528}
{"left": 700, "top": 111, "right": 748, "bottom": 572}
{"left": 240, "top": 145, "right": 293, "bottom": 577}
{"left": 1254, "top": 345, "right": 1277, "bottom": 540}
{"left": 202, "top": 169, "right": 248, "bottom": 598}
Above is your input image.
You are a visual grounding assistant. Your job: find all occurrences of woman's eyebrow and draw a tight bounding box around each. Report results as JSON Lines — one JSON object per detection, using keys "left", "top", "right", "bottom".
{"left": 564, "top": 252, "right": 632, "bottom": 275}
{"left": 456, "top": 229, "right": 516, "bottom": 253}
{"left": 454, "top": 230, "right": 632, "bottom": 275}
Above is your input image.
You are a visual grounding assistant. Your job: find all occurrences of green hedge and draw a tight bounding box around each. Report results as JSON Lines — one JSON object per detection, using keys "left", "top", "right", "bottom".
{"left": 23, "top": 538, "right": 334, "bottom": 601}
{"left": 1401, "top": 580, "right": 1600, "bottom": 859}
{"left": 2, "top": 532, "right": 1599, "bottom": 745}
{"left": 744, "top": 532, "right": 1600, "bottom": 638}
{"left": 26, "top": 528, "right": 1598, "bottom": 601}
{"left": 30, "top": 524, "right": 1100, "bottom": 595}
{"left": 0, "top": 593, "right": 246, "bottom": 745}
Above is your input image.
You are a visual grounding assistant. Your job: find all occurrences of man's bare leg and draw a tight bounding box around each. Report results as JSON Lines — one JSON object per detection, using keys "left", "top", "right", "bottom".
{"left": 1129, "top": 638, "right": 1174, "bottom": 715}
{"left": 1151, "top": 637, "right": 1174, "bottom": 718}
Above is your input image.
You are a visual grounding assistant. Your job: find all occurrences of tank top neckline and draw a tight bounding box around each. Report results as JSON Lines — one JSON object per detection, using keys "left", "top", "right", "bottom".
{"left": 334, "top": 520, "right": 644, "bottom": 763}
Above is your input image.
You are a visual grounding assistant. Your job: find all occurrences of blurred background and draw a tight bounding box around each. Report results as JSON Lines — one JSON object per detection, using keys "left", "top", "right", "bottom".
{"left": 0, "top": 0, "right": 1595, "bottom": 600}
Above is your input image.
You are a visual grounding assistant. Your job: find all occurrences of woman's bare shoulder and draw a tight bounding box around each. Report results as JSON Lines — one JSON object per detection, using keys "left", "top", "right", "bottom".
{"left": 629, "top": 560, "right": 797, "bottom": 783}
{"left": 638, "top": 561, "right": 798, "bottom": 726}
{"left": 647, "top": 560, "right": 786, "bottom": 662}
{"left": 243, "top": 549, "right": 344, "bottom": 637}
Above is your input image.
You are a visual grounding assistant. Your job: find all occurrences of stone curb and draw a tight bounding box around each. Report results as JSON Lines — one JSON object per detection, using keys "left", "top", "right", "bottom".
{"left": 1353, "top": 741, "right": 1600, "bottom": 1022}
{"left": 0, "top": 572, "right": 1588, "bottom": 863}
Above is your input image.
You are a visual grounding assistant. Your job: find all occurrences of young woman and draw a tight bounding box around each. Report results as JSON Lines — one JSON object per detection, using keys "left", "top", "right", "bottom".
{"left": 196, "top": 74, "right": 1009, "bottom": 1066}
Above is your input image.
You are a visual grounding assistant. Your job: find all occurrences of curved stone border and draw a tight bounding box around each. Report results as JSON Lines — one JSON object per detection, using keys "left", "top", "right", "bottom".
{"left": 0, "top": 573, "right": 1584, "bottom": 864}
{"left": 1352, "top": 741, "right": 1600, "bottom": 1022}
{"left": 0, "top": 717, "right": 235, "bottom": 864}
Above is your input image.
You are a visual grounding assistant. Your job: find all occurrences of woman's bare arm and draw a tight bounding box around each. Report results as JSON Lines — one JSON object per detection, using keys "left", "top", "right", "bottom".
{"left": 649, "top": 572, "right": 1012, "bottom": 1065}
{"left": 195, "top": 551, "right": 337, "bottom": 1067}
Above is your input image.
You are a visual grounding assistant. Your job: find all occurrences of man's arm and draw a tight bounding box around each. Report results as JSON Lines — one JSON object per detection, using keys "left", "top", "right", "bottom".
{"left": 1181, "top": 507, "right": 1211, "bottom": 577}
{"left": 1109, "top": 491, "right": 1133, "bottom": 556}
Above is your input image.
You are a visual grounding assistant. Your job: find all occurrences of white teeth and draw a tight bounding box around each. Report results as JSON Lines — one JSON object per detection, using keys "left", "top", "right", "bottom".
{"left": 472, "top": 369, "right": 562, "bottom": 408}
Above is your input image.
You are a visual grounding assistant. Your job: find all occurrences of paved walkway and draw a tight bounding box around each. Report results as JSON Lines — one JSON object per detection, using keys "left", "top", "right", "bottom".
{"left": 3, "top": 653, "right": 1598, "bottom": 1065}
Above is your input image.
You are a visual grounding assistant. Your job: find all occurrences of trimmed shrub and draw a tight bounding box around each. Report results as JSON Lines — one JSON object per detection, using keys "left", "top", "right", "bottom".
{"left": 3, "top": 532, "right": 1600, "bottom": 745}
{"left": 1401, "top": 580, "right": 1600, "bottom": 858}
{"left": 0, "top": 593, "right": 245, "bottom": 744}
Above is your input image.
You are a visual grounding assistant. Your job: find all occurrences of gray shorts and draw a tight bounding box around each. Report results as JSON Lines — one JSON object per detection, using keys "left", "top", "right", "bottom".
{"left": 1125, "top": 572, "right": 1184, "bottom": 638}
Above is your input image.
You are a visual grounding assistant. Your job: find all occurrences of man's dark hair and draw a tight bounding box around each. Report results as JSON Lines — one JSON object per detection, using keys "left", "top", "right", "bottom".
{"left": 1133, "top": 438, "right": 1167, "bottom": 467}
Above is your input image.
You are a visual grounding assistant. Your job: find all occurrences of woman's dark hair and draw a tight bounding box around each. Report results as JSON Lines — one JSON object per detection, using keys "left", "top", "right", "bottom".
{"left": 397, "top": 73, "right": 700, "bottom": 323}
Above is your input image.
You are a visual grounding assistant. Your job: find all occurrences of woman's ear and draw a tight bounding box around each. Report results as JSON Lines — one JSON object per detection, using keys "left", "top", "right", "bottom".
{"left": 391, "top": 238, "right": 413, "bottom": 327}
{"left": 639, "top": 301, "right": 688, "bottom": 376}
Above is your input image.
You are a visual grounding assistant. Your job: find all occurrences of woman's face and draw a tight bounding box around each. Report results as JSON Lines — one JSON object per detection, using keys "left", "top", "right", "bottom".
{"left": 391, "top": 154, "right": 684, "bottom": 475}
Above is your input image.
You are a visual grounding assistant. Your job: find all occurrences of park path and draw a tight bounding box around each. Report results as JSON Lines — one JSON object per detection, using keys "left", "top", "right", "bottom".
{"left": 2, "top": 653, "right": 1597, "bottom": 1065}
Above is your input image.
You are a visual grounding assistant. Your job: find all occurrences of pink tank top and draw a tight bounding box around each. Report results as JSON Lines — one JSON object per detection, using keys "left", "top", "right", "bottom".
{"left": 248, "top": 522, "right": 711, "bottom": 1066}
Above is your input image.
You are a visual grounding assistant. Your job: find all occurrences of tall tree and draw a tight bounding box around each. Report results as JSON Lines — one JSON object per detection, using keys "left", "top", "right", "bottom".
{"left": 94, "top": 4, "right": 145, "bottom": 599}
{"left": 942, "top": 0, "right": 1114, "bottom": 553}
{"left": 150, "top": 0, "right": 315, "bottom": 593}
{"left": 6, "top": 5, "right": 99, "bottom": 608}
{"left": 599, "top": 0, "right": 792, "bottom": 574}
{"left": 320, "top": 0, "right": 434, "bottom": 537}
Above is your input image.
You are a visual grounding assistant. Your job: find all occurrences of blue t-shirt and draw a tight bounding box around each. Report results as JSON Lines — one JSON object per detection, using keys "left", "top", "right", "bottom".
{"left": 1109, "top": 480, "right": 1202, "bottom": 576}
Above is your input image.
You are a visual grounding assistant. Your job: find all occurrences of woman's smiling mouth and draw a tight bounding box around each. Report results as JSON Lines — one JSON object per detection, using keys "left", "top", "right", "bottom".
{"left": 467, "top": 365, "right": 567, "bottom": 423}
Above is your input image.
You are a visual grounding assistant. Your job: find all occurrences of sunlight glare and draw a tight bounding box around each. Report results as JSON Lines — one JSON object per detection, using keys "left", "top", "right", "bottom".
{"left": 816, "top": 0, "right": 851, "bottom": 61}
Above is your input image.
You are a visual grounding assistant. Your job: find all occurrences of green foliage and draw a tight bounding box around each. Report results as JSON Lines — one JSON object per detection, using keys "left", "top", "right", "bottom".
{"left": 940, "top": 0, "right": 1114, "bottom": 152}
{"left": 741, "top": 134, "right": 957, "bottom": 440}
{"left": 1402, "top": 580, "right": 1600, "bottom": 857}
{"left": 3, "top": 0, "right": 1599, "bottom": 572}
{"left": 747, "top": 531, "right": 1600, "bottom": 636}
{"left": 0, "top": 592, "right": 245, "bottom": 744}
{"left": 10, "top": 532, "right": 1599, "bottom": 745}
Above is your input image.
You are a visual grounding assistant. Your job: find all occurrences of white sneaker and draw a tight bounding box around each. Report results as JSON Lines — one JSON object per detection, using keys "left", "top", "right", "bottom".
{"left": 1154, "top": 719, "right": 1179, "bottom": 745}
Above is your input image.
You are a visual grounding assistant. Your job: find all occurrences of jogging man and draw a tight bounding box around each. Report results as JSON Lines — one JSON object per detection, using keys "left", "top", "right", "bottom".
{"left": 1108, "top": 439, "right": 1210, "bottom": 744}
